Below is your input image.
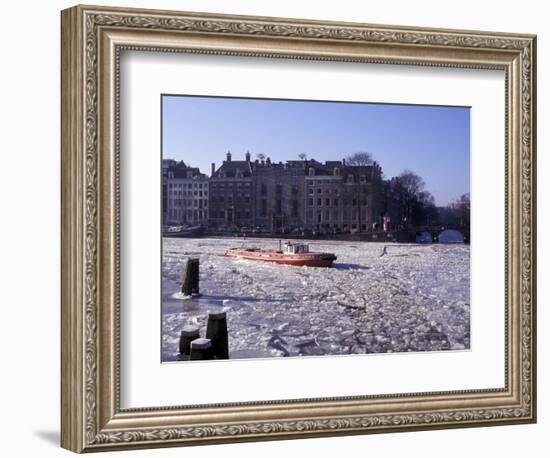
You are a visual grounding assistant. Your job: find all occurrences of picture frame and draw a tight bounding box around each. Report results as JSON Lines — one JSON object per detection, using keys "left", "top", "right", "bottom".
{"left": 61, "top": 4, "right": 537, "bottom": 453}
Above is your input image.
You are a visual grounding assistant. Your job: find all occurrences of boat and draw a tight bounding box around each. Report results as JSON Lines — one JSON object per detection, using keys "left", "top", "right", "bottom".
{"left": 225, "top": 242, "right": 336, "bottom": 267}
{"left": 162, "top": 224, "right": 203, "bottom": 238}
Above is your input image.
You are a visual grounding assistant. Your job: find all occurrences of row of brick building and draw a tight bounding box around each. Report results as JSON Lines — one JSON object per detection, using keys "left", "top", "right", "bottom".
{"left": 164, "top": 152, "right": 387, "bottom": 233}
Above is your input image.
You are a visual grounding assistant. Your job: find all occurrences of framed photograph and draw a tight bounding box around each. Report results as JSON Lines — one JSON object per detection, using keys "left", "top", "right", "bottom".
{"left": 61, "top": 4, "right": 537, "bottom": 453}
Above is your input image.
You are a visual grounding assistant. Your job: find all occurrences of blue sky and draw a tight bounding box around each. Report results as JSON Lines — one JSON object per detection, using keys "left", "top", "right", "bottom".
{"left": 162, "top": 95, "right": 470, "bottom": 206}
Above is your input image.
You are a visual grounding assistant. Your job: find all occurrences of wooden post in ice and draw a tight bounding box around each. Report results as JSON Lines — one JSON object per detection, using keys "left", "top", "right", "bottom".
{"left": 182, "top": 257, "right": 200, "bottom": 296}
{"left": 206, "top": 311, "right": 229, "bottom": 359}
{"left": 189, "top": 338, "right": 214, "bottom": 360}
{"left": 179, "top": 325, "right": 200, "bottom": 356}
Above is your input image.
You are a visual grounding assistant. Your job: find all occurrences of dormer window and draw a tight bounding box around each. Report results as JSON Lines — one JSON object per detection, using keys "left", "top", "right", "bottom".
{"left": 347, "top": 175, "right": 354, "bottom": 183}
{"left": 309, "top": 168, "right": 315, "bottom": 177}
{"left": 334, "top": 167, "right": 340, "bottom": 176}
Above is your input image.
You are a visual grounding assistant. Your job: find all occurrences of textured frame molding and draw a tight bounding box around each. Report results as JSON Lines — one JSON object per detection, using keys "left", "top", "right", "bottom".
{"left": 61, "top": 4, "right": 536, "bottom": 453}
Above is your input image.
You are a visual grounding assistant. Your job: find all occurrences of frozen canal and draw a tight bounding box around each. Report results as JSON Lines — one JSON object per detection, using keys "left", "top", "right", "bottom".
{"left": 162, "top": 237, "right": 470, "bottom": 362}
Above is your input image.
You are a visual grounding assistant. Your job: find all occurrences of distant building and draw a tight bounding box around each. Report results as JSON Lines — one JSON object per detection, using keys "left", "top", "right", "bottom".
{"left": 207, "top": 152, "right": 384, "bottom": 233}
{"left": 304, "top": 160, "right": 384, "bottom": 233}
{"left": 165, "top": 161, "right": 209, "bottom": 225}
{"left": 162, "top": 159, "right": 177, "bottom": 223}
{"left": 252, "top": 158, "right": 306, "bottom": 232}
{"left": 208, "top": 151, "right": 254, "bottom": 229}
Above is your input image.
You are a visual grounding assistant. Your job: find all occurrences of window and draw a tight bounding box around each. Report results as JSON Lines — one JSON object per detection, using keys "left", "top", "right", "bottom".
{"left": 326, "top": 198, "right": 330, "bottom": 206}
{"left": 308, "top": 198, "right": 313, "bottom": 206}
{"left": 261, "top": 184, "right": 267, "bottom": 195}
{"left": 317, "top": 198, "right": 322, "bottom": 206}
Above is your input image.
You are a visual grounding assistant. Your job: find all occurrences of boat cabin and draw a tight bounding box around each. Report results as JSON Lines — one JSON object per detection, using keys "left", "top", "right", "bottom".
{"left": 284, "top": 242, "right": 310, "bottom": 254}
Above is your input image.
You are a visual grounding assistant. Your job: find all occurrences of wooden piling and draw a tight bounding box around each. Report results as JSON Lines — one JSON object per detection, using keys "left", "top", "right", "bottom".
{"left": 206, "top": 311, "right": 229, "bottom": 359}
{"left": 206, "top": 312, "right": 229, "bottom": 359}
{"left": 179, "top": 325, "right": 200, "bottom": 355}
{"left": 189, "top": 338, "right": 214, "bottom": 360}
{"left": 182, "top": 257, "right": 200, "bottom": 296}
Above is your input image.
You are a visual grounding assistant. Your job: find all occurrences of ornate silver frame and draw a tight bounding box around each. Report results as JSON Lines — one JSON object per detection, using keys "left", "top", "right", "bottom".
{"left": 61, "top": 4, "right": 536, "bottom": 453}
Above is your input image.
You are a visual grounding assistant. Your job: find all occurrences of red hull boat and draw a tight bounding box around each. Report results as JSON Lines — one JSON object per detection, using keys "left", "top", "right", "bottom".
{"left": 225, "top": 242, "right": 336, "bottom": 268}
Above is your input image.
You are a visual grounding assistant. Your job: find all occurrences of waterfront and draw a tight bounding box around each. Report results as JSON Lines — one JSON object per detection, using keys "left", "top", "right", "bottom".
{"left": 162, "top": 237, "right": 470, "bottom": 362}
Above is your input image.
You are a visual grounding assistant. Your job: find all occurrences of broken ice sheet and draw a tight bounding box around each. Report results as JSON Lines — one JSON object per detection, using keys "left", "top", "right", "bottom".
{"left": 162, "top": 238, "right": 470, "bottom": 361}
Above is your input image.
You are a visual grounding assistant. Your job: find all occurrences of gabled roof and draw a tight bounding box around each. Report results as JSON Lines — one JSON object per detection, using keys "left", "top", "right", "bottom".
{"left": 212, "top": 160, "right": 253, "bottom": 178}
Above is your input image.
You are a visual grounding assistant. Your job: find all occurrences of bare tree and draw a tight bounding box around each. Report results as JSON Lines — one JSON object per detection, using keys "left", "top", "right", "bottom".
{"left": 257, "top": 153, "right": 266, "bottom": 161}
{"left": 418, "top": 190, "right": 435, "bottom": 206}
{"left": 458, "top": 192, "right": 470, "bottom": 206}
{"left": 298, "top": 153, "right": 307, "bottom": 161}
{"left": 392, "top": 170, "right": 426, "bottom": 228}
{"left": 345, "top": 151, "right": 373, "bottom": 166}
{"left": 417, "top": 190, "right": 437, "bottom": 226}
{"left": 451, "top": 192, "right": 470, "bottom": 231}
{"left": 399, "top": 170, "right": 426, "bottom": 197}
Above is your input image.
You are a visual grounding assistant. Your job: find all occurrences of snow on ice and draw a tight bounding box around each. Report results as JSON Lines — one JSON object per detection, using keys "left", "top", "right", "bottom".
{"left": 162, "top": 237, "right": 470, "bottom": 361}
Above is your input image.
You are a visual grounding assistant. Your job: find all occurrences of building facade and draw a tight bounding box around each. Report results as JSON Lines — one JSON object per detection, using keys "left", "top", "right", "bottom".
{"left": 304, "top": 160, "right": 384, "bottom": 233}
{"left": 165, "top": 161, "right": 209, "bottom": 225}
{"left": 206, "top": 152, "right": 385, "bottom": 233}
{"left": 208, "top": 152, "right": 254, "bottom": 230}
{"left": 252, "top": 158, "right": 306, "bottom": 232}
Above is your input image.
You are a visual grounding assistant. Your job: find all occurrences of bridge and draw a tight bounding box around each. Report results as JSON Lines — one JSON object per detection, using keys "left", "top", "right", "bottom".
{"left": 414, "top": 225, "right": 468, "bottom": 243}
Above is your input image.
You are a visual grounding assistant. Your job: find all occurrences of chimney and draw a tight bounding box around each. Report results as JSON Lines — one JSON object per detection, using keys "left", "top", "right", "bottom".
{"left": 226, "top": 151, "right": 232, "bottom": 162}
{"left": 342, "top": 158, "right": 346, "bottom": 166}
{"left": 245, "top": 151, "right": 251, "bottom": 162}
{"left": 211, "top": 162, "right": 215, "bottom": 176}
{"left": 266, "top": 157, "right": 271, "bottom": 165}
